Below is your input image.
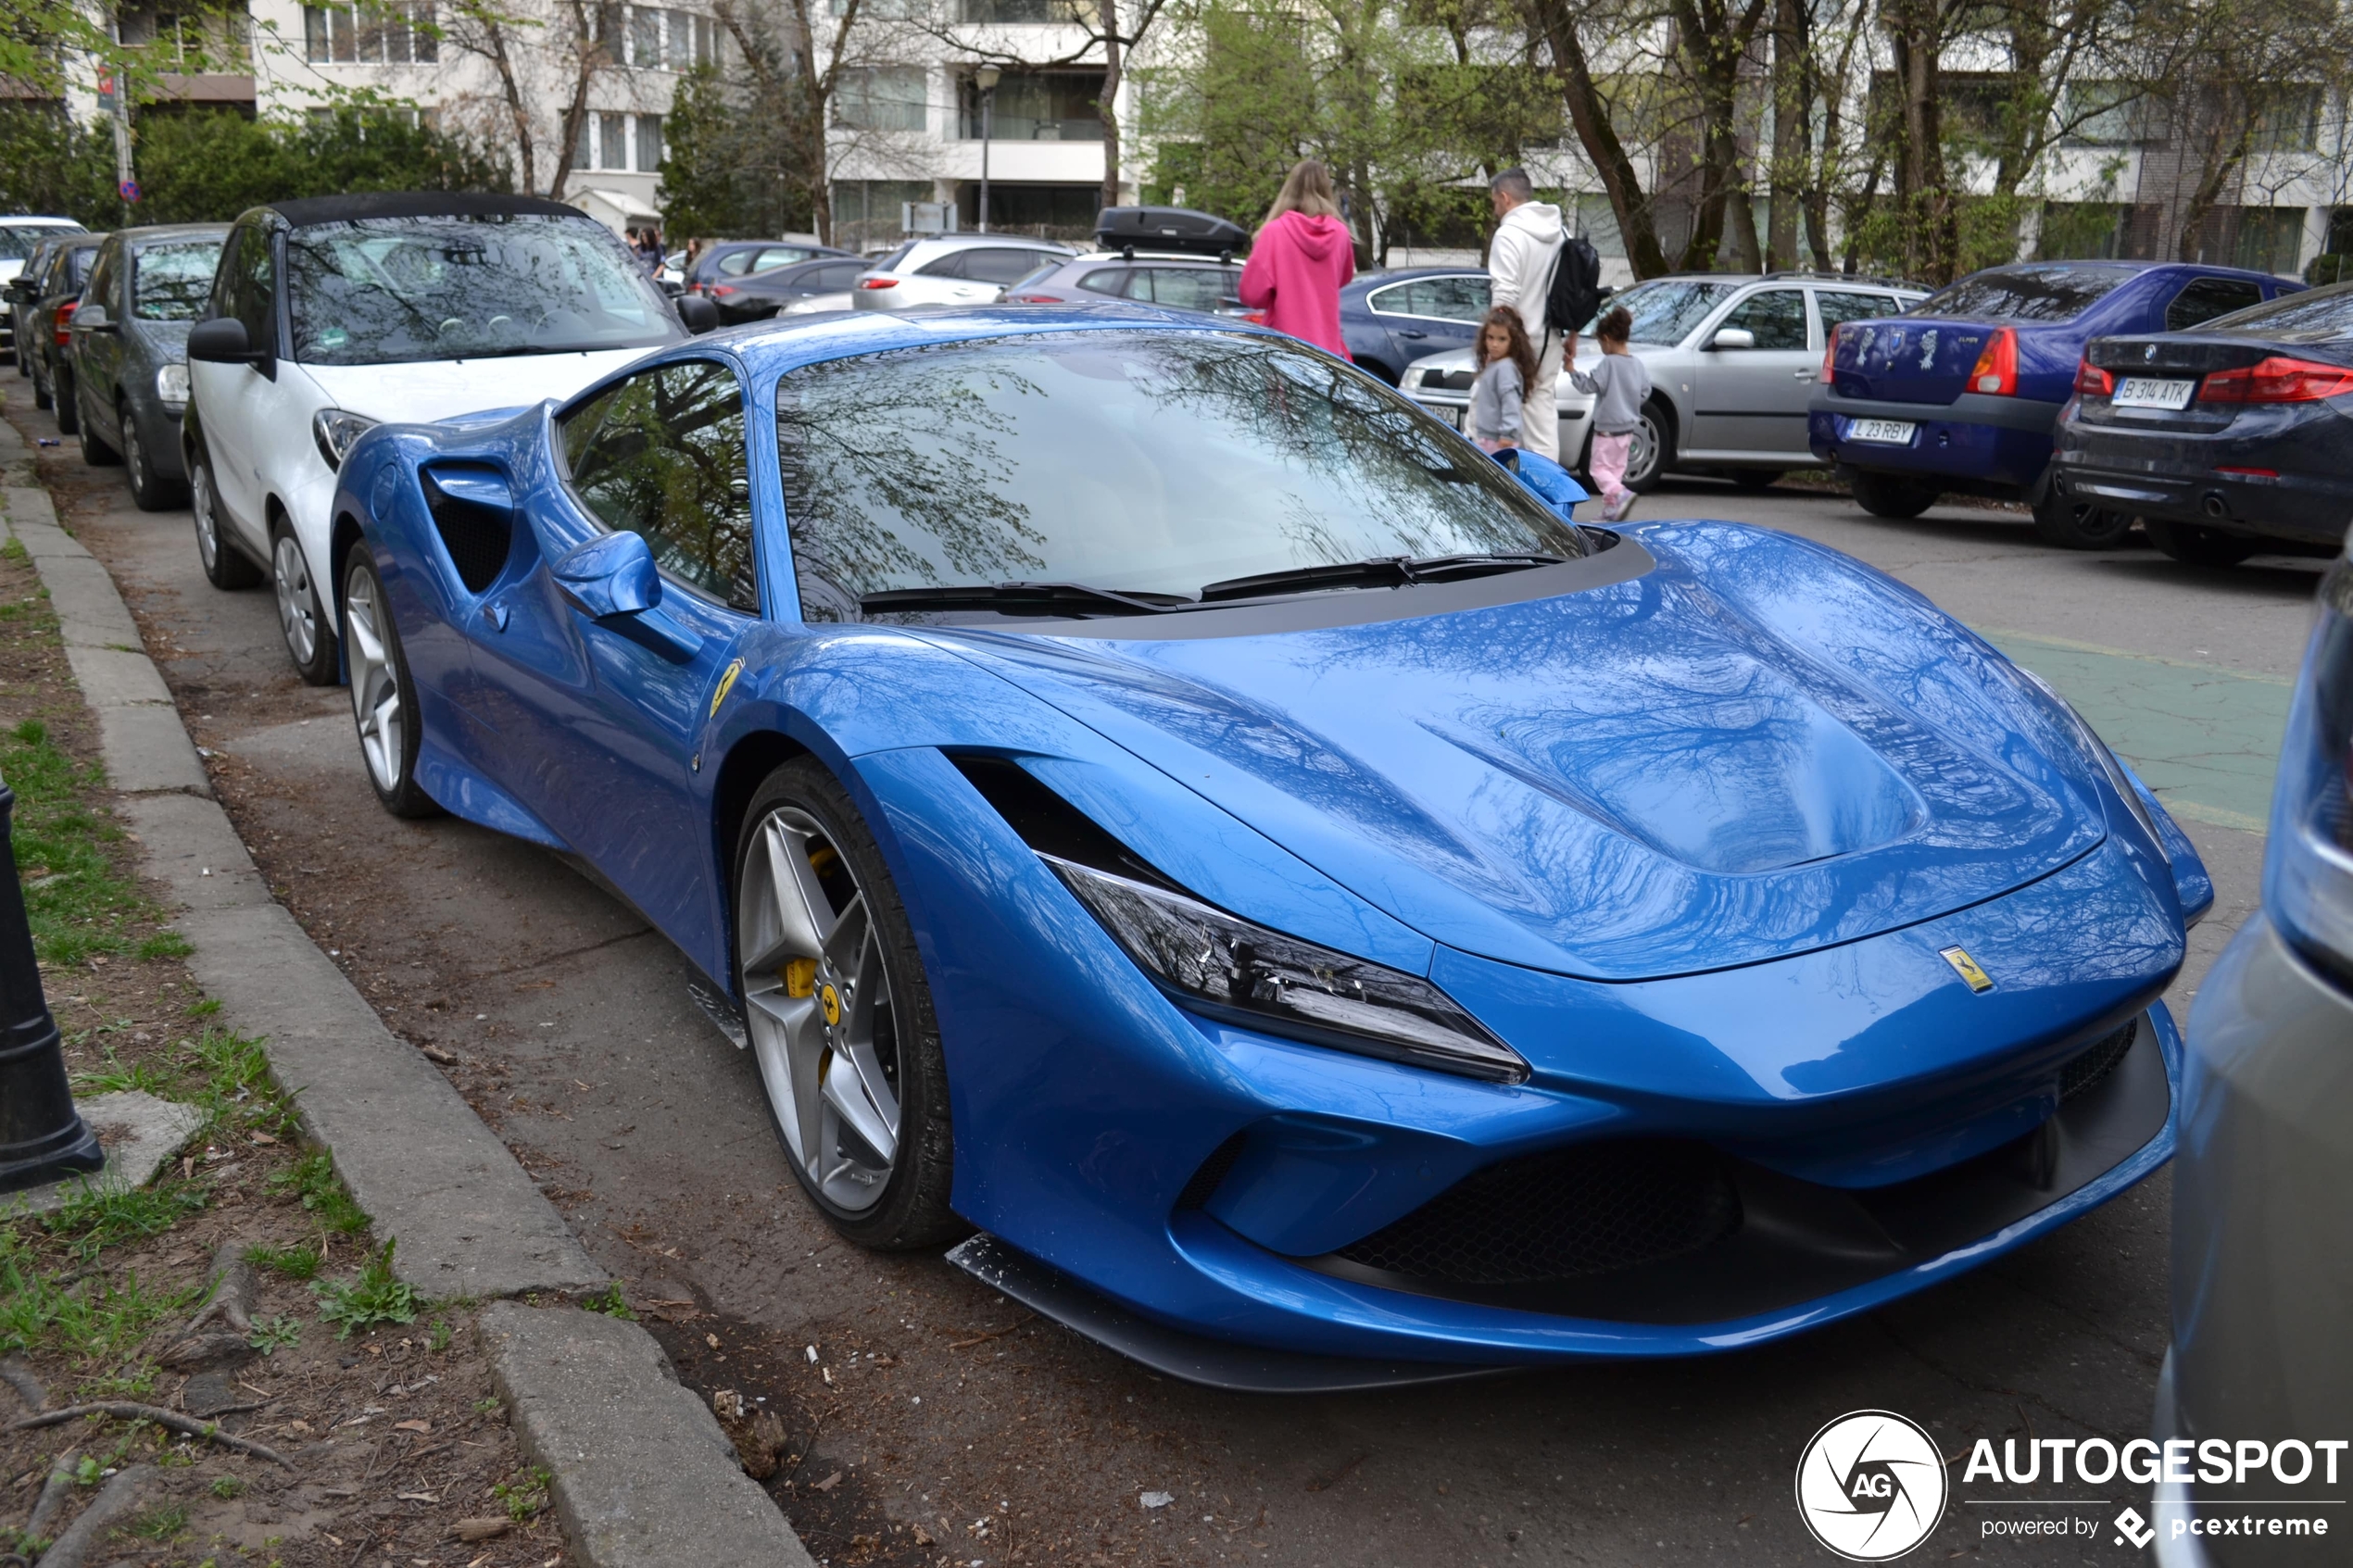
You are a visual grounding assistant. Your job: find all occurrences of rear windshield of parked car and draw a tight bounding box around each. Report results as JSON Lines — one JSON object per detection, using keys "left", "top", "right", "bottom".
{"left": 775, "top": 329, "right": 1587, "bottom": 621}
{"left": 0, "top": 225, "right": 75, "bottom": 262}
{"left": 133, "top": 239, "right": 224, "bottom": 321}
{"left": 1592, "top": 280, "right": 1738, "bottom": 345}
{"left": 284, "top": 214, "right": 684, "bottom": 366}
{"left": 1916, "top": 265, "right": 2133, "bottom": 322}
{"left": 2191, "top": 282, "right": 2353, "bottom": 337}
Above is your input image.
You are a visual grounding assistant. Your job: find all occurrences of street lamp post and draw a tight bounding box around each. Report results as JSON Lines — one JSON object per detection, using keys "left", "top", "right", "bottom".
{"left": 0, "top": 775, "right": 101, "bottom": 1195}
{"left": 975, "top": 66, "right": 1000, "bottom": 233}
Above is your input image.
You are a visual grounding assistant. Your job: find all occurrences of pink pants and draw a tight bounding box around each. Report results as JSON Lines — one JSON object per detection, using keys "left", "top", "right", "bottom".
{"left": 1589, "top": 433, "right": 1634, "bottom": 516}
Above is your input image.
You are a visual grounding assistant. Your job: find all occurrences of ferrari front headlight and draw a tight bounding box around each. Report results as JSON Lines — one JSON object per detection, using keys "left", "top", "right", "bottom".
{"left": 1044, "top": 853, "right": 1529, "bottom": 1084}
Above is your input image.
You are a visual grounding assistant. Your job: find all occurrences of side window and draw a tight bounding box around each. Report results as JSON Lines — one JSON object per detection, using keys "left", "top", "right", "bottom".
{"left": 963, "top": 249, "right": 1055, "bottom": 285}
{"left": 914, "top": 250, "right": 969, "bottom": 279}
{"left": 2167, "top": 277, "right": 2264, "bottom": 331}
{"left": 559, "top": 360, "right": 759, "bottom": 612}
{"left": 1365, "top": 282, "right": 1411, "bottom": 316}
{"left": 1144, "top": 268, "right": 1232, "bottom": 312}
{"left": 1077, "top": 267, "right": 1130, "bottom": 298}
{"left": 1815, "top": 290, "right": 1904, "bottom": 332}
{"left": 1416, "top": 276, "right": 1491, "bottom": 321}
{"left": 814, "top": 262, "right": 864, "bottom": 290}
{"left": 1718, "top": 288, "right": 1809, "bottom": 349}
{"left": 213, "top": 225, "right": 275, "bottom": 347}
{"left": 82, "top": 248, "right": 120, "bottom": 313}
{"left": 717, "top": 250, "right": 758, "bottom": 277}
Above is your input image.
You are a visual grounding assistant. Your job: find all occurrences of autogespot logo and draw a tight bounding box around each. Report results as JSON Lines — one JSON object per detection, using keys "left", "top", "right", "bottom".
{"left": 1796, "top": 1411, "right": 1951, "bottom": 1562}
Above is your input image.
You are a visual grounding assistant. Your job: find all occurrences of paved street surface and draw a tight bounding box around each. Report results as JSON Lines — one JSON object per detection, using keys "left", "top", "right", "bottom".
{"left": 13, "top": 389, "right": 2325, "bottom": 1566}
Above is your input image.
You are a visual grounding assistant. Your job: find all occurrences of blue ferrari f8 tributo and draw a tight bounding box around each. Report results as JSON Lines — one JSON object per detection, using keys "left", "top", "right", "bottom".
{"left": 330, "top": 306, "right": 2209, "bottom": 1388}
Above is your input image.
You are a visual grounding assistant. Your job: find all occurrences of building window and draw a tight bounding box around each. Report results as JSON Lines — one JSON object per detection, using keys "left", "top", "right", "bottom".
{"left": 635, "top": 113, "right": 663, "bottom": 172}
{"left": 835, "top": 68, "right": 926, "bottom": 132}
{"left": 304, "top": 2, "right": 435, "bottom": 63}
{"left": 958, "top": 69, "right": 1103, "bottom": 141}
{"left": 606, "top": 6, "right": 711, "bottom": 70}
{"left": 628, "top": 6, "right": 661, "bottom": 66}
{"left": 597, "top": 111, "right": 626, "bottom": 169}
{"left": 2059, "top": 81, "right": 2153, "bottom": 147}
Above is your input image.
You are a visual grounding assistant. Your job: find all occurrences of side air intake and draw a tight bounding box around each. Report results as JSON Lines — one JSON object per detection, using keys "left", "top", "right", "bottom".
{"left": 422, "top": 470, "right": 513, "bottom": 594}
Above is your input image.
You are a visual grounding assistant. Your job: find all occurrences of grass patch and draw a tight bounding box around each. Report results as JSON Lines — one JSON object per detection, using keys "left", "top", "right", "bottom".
{"left": 493, "top": 1466, "right": 551, "bottom": 1523}
{"left": 209, "top": 1476, "right": 245, "bottom": 1499}
{"left": 42, "top": 1180, "right": 208, "bottom": 1261}
{"left": 1, "top": 536, "right": 26, "bottom": 562}
{"left": 314, "top": 1239, "right": 418, "bottom": 1338}
{"left": 0, "top": 1224, "right": 201, "bottom": 1365}
{"left": 121, "top": 1503, "right": 188, "bottom": 1541}
{"left": 134, "top": 930, "right": 192, "bottom": 960}
{"left": 186, "top": 1026, "right": 297, "bottom": 1141}
{"left": 1, "top": 716, "right": 154, "bottom": 967}
{"left": 247, "top": 1314, "right": 301, "bottom": 1355}
{"left": 71, "top": 1040, "right": 174, "bottom": 1097}
{"left": 186, "top": 997, "right": 221, "bottom": 1017}
{"left": 580, "top": 1283, "right": 634, "bottom": 1321}
{"left": 244, "top": 1241, "right": 321, "bottom": 1281}
{"left": 268, "top": 1152, "right": 367, "bottom": 1235}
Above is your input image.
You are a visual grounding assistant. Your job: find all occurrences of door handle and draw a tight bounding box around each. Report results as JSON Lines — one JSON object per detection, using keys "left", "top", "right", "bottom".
{"left": 1399, "top": 330, "right": 1428, "bottom": 339}
{"left": 1793, "top": 370, "right": 1816, "bottom": 381}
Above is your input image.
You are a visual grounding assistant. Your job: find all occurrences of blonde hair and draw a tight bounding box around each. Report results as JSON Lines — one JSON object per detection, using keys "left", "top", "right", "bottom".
{"left": 1264, "top": 159, "right": 1341, "bottom": 224}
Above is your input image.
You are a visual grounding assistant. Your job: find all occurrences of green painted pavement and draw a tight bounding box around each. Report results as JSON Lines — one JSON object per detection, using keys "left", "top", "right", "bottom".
{"left": 1977, "top": 627, "right": 2292, "bottom": 834}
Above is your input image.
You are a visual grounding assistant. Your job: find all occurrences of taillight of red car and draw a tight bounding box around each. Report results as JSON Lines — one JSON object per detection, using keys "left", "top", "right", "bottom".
{"left": 53, "top": 299, "right": 76, "bottom": 346}
{"left": 2198, "top": 356, "right": 2353, "bottom": 404}
{"left": 2073, "top": 358, "right": 2114, "bottom": 396}
{"left": 1968, "top": 327, "right": 2018, "bottom": 395}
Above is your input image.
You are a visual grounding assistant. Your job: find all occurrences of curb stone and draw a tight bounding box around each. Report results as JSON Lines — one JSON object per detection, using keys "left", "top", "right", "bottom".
{"left": 481, "top": 1302, "right": 818, "bottom": 1568}
{"left": 0, "top": 420, "right": 824, "bottom": 1567}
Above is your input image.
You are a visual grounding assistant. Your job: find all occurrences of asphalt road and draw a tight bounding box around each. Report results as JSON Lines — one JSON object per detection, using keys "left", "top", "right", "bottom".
{"left": 11, "top": 385, "right": 2327, "bottom": 1568}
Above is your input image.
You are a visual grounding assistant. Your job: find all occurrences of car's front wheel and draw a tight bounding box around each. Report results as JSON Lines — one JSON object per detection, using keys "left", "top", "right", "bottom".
{"left": 271, "top": 524, "right": 339, "bottom": 685}
{"left": 2031, "top": 485, "right": 2133, "bottom": 549}
{"left": 1624, "top": 401, "right": 1670, "bottom": 493}
{"left": 191, "top": 453, "right": 262, "bottom": 588}
{"left": 734, "top": 758, "right": 963, "bottom": 1250}
{"left": 1849, "top": 469, "right": 1939, "bottom": 519}
{"left": 75, "top": 390, "right": 119, "bottom": 467}
{"left": 52, "top": 366, "right": 77, "bottom": 434}
{"left": 342, "top": 552, "right": 440, "bottom": 818}
{"left": 2144, "top": 517, "right": 2259, "bottom": 568}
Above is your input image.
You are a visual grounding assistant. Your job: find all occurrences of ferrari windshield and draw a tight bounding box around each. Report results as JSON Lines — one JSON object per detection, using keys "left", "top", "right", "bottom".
{"left": 776, "top": 330, "right": 1588, "bottom": 621}
{"left": 285, "top": 214, "right": 683, "bottom": 366}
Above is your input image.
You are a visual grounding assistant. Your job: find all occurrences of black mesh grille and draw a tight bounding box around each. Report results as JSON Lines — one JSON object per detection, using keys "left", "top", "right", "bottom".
{"left": 423, "top": 473, "right": 513, "bottom": 593}
{"left": 1333, "top": 1140, "right": 1742, "bottom": 1286}
{"left": 2059, "top": 1018, "right": 2137, "bottom": 1103}
{"left": 1175, "top": 1134, "right": 1247, "bottom": 1210}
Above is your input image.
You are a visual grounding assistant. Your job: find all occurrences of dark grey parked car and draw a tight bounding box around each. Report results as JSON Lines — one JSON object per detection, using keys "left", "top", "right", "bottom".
{"left": 2153, "top": 546, "right": 2353, "bottom": 1566}
{"left": 15, "top": 236, "right": 99, "bottom": 420}
{"left": 67, "top": 223, "right": 227, "bottom": 508}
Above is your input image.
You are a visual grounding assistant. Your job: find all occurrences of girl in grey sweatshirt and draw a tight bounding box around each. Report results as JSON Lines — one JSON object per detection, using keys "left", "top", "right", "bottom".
{"left": 1468, "top": 307, "right": 1538, "bottom": 453}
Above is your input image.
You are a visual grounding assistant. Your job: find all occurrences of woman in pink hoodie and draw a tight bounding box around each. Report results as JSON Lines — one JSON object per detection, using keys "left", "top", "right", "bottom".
{"left": 1238, "top": 159, "right": 1355, "bottom": 359}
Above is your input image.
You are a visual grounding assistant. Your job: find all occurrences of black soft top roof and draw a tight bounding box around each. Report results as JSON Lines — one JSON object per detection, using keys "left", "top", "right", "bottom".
{"left": 267, "top": 193, "right": 588, "bottom": 229}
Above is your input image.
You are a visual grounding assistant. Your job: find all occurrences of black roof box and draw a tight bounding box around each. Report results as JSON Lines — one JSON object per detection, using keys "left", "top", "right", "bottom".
{"left": 1093, "top": 207, "right": 1250, "bottom": 257}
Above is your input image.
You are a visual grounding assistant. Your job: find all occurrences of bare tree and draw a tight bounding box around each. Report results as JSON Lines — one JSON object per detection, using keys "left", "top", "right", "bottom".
{"left": 438, "top": 0, "right": 616, "bottom": 197}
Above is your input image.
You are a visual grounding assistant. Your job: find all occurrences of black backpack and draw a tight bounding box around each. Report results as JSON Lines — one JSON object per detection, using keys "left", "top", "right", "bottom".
{"left": 1541, "top": 230, "right": 1604, "bottom": 338}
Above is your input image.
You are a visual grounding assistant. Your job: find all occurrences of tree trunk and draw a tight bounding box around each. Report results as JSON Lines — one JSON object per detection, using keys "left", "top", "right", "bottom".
{"left": 1098, "top": 0, "right": 1123, "bottom": 214}
{"left": 1884, "top": 0, "right": 1956, "bottom": 281}
{"left": 1525, "top": 0, "right": 1671, "bottom": 277}
{"left": 1766, "top": 0, "right": 1806, "bottom": 268}
{"left": 482, "top": 19, "right": 537, "bottom": 195}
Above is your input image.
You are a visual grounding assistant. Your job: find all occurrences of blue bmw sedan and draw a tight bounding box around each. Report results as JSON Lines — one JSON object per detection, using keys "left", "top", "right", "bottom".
{"left": 1810, "top": 260, "right": 2300, "bottom": 547}
{"left": 332, "top": 305, "right": 2208, "bottom": 1386}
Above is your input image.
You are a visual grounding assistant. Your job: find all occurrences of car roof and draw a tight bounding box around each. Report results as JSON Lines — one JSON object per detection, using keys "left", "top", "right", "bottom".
{"left": 3, "top": 216, "right": 85, "bottom": 229}
{"left": 108, "top": 222, "right": 232, "bottom": 247}
{"left": 680, "top": 301, "right": 1279, "bottom": 378}
{"left": 902, "top": 234, "right": 1074, "bottom": 255}
{"left": 262, "top": 192, "right": 585, "bottom": 228}
{"left": 1353, "top": 267, "right": 1489, "bottom": 285}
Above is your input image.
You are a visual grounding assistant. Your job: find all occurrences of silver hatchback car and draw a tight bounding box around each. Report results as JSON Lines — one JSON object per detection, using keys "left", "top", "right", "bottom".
{"left": 1403, "top": 271, "right": 1924, "bottom": 489}
{"left": 850, "top": 234, "right": 1076, "bottom": 311}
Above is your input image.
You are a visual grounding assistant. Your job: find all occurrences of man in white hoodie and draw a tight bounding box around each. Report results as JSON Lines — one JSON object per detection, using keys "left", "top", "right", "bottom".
{"left": 1487, "top": 169, "right": 1567, "bottom": 460}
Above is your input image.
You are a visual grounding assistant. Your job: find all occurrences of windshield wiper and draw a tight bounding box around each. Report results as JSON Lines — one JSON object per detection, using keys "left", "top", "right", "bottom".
{"left": 1198, "top": 552, "right": 1566, "bottom": 603}
{"left": 859, "top": 581, "right": 1190, "bottom": 618}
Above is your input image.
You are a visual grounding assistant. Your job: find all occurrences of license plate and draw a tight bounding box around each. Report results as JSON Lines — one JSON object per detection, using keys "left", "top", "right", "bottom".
{"left": 1429, "top": 404, "right": 1461, "bottom": 428}
{"left": 2113, "top": 376, "right": 2196, "bottom": 410}
{"left": 1850, "top": 418, "right": 1916, "bottom": 445}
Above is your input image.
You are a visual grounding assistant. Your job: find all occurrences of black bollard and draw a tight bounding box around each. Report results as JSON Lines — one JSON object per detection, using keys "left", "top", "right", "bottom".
{"left": 0, "top": 775, "right": 101, "bottom": 1194}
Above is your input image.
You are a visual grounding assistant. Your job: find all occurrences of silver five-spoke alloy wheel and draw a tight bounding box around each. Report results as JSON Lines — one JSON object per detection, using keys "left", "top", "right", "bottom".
{"left": 273, "top": 533, "right": 319, "bottom": 665}
{"left": 737, "top": 807, "right": 902, "bottom": 1213}
{"left": 343, "top": 560, "right": 404, "bottom": 795}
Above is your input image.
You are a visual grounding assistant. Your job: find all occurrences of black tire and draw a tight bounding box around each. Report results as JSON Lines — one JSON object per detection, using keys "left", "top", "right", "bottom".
{"left": 190, "top": 453, "right": 262, "bottom": 588}
{"left": 52, "top": 366, "right": 76, "bottom": 434}
{"left": 271, "top": 521, "right": 339, "bottom": 685}
{"left": 31, "top": 356, "right": 50, "bottom": 410}
{"left": 732, "top": 757, "right": 963, "bottom": 1251}
{"left": 340, "top": 552, "right": 441, "bottom": 819}
{"left": 76, "top": 391, "right": 119, "bottom": 466}
{"left": 1849, "top": 469, "right": 1938, "bottom": 519}
{"left": 121, "top": 408, "right": 182, "bottom": 510}
{"left": 1726, "top": 469, "right": 1779, "bottom": 491}
{"left": 2031, "top": 485, "right": 2133, "bottom": 549}
{"left": 2143, "top": 516, "right": 2260, "bottom": 568}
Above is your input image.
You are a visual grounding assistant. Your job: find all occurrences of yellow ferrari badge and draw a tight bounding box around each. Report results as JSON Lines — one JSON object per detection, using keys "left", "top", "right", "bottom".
{"left": 819, "top": 983, "right": 842, "bottom": 1026}
{"left": 1939, "top": 946, "right": 1994, "bottom": 993}
{"left": 709, "top": 658, "right": 746, "bottom": 718}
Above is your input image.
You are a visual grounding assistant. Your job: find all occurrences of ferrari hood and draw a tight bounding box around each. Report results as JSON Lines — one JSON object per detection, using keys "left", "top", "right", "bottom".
{"left": 297, "top": 347, "right": 648, "bottom": 423}
{"left": 933, "top": 523, "right": 2106, "bottom": 982}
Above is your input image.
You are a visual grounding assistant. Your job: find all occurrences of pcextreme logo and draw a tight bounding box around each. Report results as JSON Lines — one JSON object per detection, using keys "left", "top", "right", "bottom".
{"left": 1795, "top": 1410, "right": 1951, "bottom": 1561}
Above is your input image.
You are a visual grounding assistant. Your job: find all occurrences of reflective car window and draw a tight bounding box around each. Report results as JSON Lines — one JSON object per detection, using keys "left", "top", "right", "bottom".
{"left": 1410, "top": 276, "right": 1490, "bottom": 320}
{"left": 1718, "top": 288, "right": 1808, "bottom": 349}
{"left": 2200, "top": 283, "right": 2353, "bottom": 335}
{"left": 1815, "top": 290, "right": 1906, "bottom": 331}
{"left": 52, "top": 245, "right": 97, "bottom": 293}
{"left": 1599, "top": 279, "right": 1738, "bottom": 343}
{"left": 285, "top": 214, "right": 681, "bottom": 366}
{"left": 560, "top": 359, "right": 758, "bottom": 612}
{"left": 812, "top": 262, "right": 864, "bottom": 290}
{"left": 132, "top": 239, "right": 226, "bottom": 321}
{"left": 82, "top": 246, "right": 120, "bottom": 314}
{"left": 963, "top": 248, "right": 1059, "bottom": 285}
{"left": 752, "top": 246, "right": 818, "bottom": 273}
{"left": 215, "top": 225, "right": 274, "bottom": 349}
{"left": 1078, "top": 267, "right": 1131, "bottom": 297}
{"left": 774, "top": 329, "right": 1586, "bottom": 621}
{"left": 2166, "top": 276, "right": 2265, "bottom": 331}
{"left": 718, "top": 250, "right": 758, "bottom": 276}
{"left": 1916, "top": 265, "right": 2131, "bottom": 322}
{"left": 1142, "top": 268, "right": 1233, "bottom": 312}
